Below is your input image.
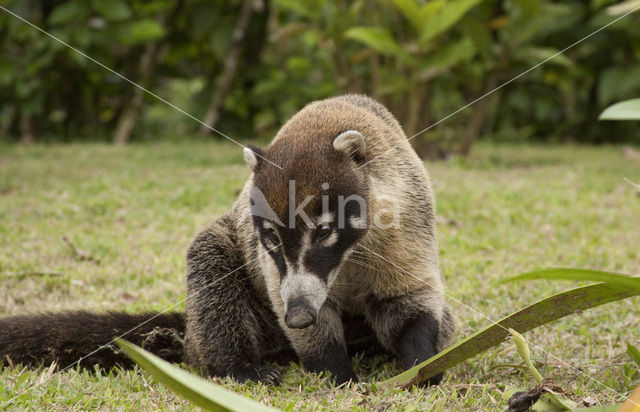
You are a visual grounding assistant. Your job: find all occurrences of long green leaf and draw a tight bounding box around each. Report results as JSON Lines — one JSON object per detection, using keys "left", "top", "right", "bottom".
{"left": 115, "top": 339, "right": 278, "bottom": 412}
{"left": 420, "top": 37, "right": 475, "bottom": 73}
{"left": 501, "top": 268, "right": 640, "bottom": 291}
{"left": 379, "top": 283, "right": 639, "bottom": 388}
{"left": 391, "top": 0, "right": 423, "bottom": 34}
{"left": 344, "top": 26, "right": 408, "bottom": 59}
{"left": 514, "top": 47, "right": 574, "bottom": 68}
{"left": 599, "top": 98, "right": 640, "bottom": 120}
{"left": 419, "top": 0, "right": 481, "bottom": 44}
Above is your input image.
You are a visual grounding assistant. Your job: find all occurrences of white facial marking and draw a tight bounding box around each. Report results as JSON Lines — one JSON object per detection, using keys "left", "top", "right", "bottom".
{"left": 298, "top": 232, "right": 312, "bottom": 266}
{"left": 323, "top": 231, "right": 339, "bottom": 247}
{"left": 280, "top": 273, "right": 328, "bottom": 312}
{"left": 314, "top": 212, "right": 337, "bottom": 245}
{"left": 316, "top": 212, "right": 334, "bottom": 226}
{"left": 349, "top": 215, "right": 367, "bottom": 229}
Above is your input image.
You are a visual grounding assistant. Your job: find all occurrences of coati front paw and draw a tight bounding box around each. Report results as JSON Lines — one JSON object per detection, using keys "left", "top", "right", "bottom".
{"left": 227, "top": 365, "right": 281, "bottom": 386}
{"left": 417, "top": 372, "right": 443, "bottom": 387}
{"left": 335, "top": 373, "right": 358, "bottom": 386}
{"left": 256, "top": 366, "right": 281, "bottom": 385}
{"left": 328, "top": 368, "right": 358, "bottom": 386}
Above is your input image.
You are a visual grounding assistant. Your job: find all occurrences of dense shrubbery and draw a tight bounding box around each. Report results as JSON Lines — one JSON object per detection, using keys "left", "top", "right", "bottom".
{"left": 0, "top": 0, "right": 638, "bottom": 155}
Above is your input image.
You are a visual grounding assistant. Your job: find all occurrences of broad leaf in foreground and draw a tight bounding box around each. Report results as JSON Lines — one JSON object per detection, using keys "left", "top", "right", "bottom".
{"left": 501, "top": 268, "right": 640, "bottom": 292}
{"left": 115, "top": 339, "right": 278, "bottom": 412}
{"left": 379, "top": 283, "right": 639, "bottom": 388}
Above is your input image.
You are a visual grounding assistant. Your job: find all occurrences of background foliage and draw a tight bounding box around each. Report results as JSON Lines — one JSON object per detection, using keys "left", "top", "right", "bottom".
{"left": 0, "top": 0, "right": 639, "bottom": 157}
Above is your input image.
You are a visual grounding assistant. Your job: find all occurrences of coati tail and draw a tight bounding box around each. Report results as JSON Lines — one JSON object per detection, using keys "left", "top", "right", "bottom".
{"left": 0, "top": 311, "right": 185, "bottom": 371}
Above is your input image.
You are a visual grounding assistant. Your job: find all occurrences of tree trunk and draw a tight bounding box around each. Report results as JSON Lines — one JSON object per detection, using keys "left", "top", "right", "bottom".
{"left": 112, "top": 2, "right": 178, "bottom": 144}
{"left": 200, "top": 0, "right": 255, "bottom": 135}
{"left": 458, "top": 75, "right": 498, "bottom": 157}
{"left": 0, "top": 110, "right": 14, "bottom": 139}
{"left": 458, "top": 100, "right": 487, "bottom": 157}
{"left": 19, "top": 113, "right": 35, "bottom": 144}
{"left": 113, "top": 86, "right": 146, "bottom": 144}
{"left": 112, "top": 39, "right": 160, "bottom": 144}
{"left": 405, "top": 84, "right": 423, "bottom": 137}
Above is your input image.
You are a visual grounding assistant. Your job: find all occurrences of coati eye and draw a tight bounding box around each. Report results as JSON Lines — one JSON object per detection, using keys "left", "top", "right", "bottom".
{"left": 267, "top": 228, "right": 280, "bottom": 244}
{"left": 315, "top": 223, "right": 332, "bottom": 242}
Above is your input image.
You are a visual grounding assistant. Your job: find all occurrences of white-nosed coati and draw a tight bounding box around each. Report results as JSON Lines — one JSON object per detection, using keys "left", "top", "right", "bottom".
{"left": 0, "top": 95, "right": 454, "bottom": 386}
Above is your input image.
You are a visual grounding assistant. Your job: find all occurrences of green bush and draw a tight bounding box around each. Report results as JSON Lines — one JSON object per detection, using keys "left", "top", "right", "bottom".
{"left": 1, "top": 0, "right": 639, "bottom": 151}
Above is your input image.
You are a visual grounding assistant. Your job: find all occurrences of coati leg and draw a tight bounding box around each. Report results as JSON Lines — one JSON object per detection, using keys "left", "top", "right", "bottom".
{"left": 184, "top": 218, "right": 287, "bottom": 385}
{"left": 365, "top": 289, "right": 453, "bottom": 386}
{"left": 283, "top": 302, "right": 357, "bottom": 384}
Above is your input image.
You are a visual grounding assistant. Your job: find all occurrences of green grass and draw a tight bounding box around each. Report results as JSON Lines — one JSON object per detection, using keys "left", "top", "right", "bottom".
{"left": 1, "top": 142, "right": 639, "bottom": 410}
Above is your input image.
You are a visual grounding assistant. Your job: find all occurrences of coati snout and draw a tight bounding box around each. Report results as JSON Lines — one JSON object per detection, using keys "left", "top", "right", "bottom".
{"left": 284, "top": 296, "right": 316, "bottom": 329}
{"left": 280, "top": 269, "right": 329, "bottom": 328}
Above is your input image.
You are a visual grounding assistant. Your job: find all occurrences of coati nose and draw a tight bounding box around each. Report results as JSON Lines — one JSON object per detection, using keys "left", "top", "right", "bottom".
{"left": 284, "top": 297, "right": 317, "bottom": 329}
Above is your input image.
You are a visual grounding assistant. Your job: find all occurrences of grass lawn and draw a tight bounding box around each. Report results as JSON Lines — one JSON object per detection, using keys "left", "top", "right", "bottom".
{"left": 0, "top": 141, "right": 639, "bottom": 411}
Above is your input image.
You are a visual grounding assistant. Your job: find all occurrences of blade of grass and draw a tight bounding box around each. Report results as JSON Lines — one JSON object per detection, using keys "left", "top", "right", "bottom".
{"left": 500, "top": 268, "right": 640, "bottom": 292}
{"left": 627, "top": 342, "right": 640, "bottom": 368}
{"left": 379, "top": 283, "right": 639, "bottom": 389}
{"left": 624, "top": 177, "right": 640, "bottom": 192}
{"left": 115, "top": 339, "right": 279, "bottom": 412}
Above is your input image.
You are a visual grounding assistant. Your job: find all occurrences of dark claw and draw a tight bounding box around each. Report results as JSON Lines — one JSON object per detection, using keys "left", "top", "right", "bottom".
{"left": 257, "top": 366, "right": 281, "bottom": 385}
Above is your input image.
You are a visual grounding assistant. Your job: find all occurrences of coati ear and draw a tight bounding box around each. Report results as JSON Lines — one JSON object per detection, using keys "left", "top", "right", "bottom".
{"left": 332, "top": 130, "right": 366, "bottom": 165}
{"left": 243, "top": 145, "right": 262, "bottom": 171}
